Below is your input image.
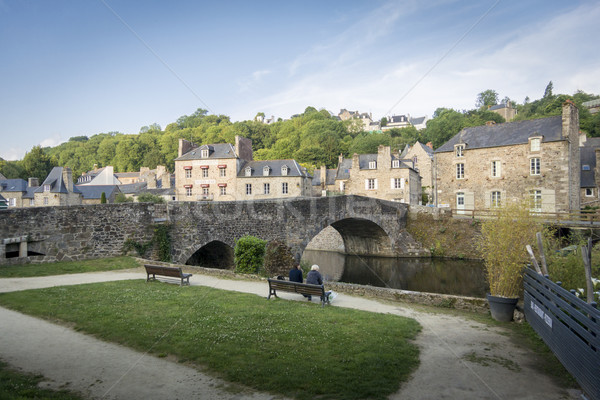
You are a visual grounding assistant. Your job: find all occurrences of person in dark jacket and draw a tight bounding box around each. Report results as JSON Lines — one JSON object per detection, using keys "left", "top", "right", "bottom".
{"left": 305, "top": 264, "right": 324, "bottom": 301}
{"left": 289, "top": 263, "right": 303, "bottom": 283}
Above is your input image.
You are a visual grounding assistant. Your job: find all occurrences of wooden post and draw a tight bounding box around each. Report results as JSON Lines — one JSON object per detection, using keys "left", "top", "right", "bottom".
{"left": 536, "top": 232, "right": 549, "bottom": 276}
{"left": 581, "top": 244, "right": 594, "bottom": 304}
{"left": 526, "top": 245, "right": 542, "bottom": 274}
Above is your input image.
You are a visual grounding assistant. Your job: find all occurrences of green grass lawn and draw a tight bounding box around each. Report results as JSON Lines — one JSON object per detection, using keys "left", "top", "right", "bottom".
{"left": 0, "top": 257, "right": 140, "bottom": 278}
{"left": 0, "top": 360, "right": 83, "bottom": 400}
{"left": 0, "top": 281, "right": 421, "bottom": 400}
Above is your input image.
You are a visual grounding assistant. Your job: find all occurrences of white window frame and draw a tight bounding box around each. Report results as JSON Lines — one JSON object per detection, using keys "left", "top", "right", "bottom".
{"left": 202, "top": 169, "right": 209, "bottom": 178}
{"left": 220, "top": 186, "right": 227, "bottom": 196}
{"left": 369, "top": 161, "right": 377, "bottom": 169}
{"left": 263, "top": 166, "right": 270, "bottom": 176}
{"left": 455, "top": 144, "right": 464, "bottom": 157}
{"left": 530, "top": 138, "right": 541, "bottom": 152}
{"left": 245, "top": 167, "right": 252, "bottom": 177}
{"left": 282, "top": 182, "right": 288, "bottom": 194}
{"left": 456, "top": 163, "right": 465, "bottom": 179}
{"left": 366, "top": 178, "right": 377, "bottom": 190}
{"left": 585, "top": 188, "right": 594, "bottom": 197}
{"left": 220, "top": 168, "right": 226, "bottom": 177}
{"left": 491, "top": 160, "right": 501, "bottom": 178}
{"left": 43, "top": 184, "right": 50, "bottom": 192}
{"left": 202, "top": 187, "right": 209, "bottom": 196}
{"left": 264, "top": 183, "right": 270, "bottom": 194}
{"left": 246, "top": 183, "right": 252, "bottom": 195}
{"left": 281, "top": 166, "right": 288, "bottom": 176}
{"left": 530, "top": 190, "right": 542, "bottom": 212}
{"left": 9, "top": 198, "right": 16, "bottom": 207}
{"left": 530, "top": 158, "right": 541, "bottom": 175}
{"left": 491, "top": 191, "right": 501, "bottom": 207}
{"left": 185, "top": 169, "right": 192, "bottom": 179}
{"left": 43, "top": 197, "right": 48, "bottom": 205}
{"left": 201, "top": 149, "right": 209, "bottom": 158}
{"left": 185, "top": 187, "right": 192, "bottom": 197}
{"left": 29, "top": 199, "right": 35, "bottom": 206}
{"left": 392, "top": 160, "right": 400, "bottom": 168}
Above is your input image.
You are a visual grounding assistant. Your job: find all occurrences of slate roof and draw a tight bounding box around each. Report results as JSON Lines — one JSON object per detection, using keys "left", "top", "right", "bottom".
{"left": 75, "top": 185, "right": 120, "bottom": 200}
{"left": 311, "top": 169, "right": 337, "bottom": 186}
{"left": 580, "top": 137, "right": 600, "bottom": 188}
{"left": 416, "top": 141, "right": 434, "bottom": 158}
{"left": 34, "top": 167, "right": 81, "bottom": 194}
{"left": 336, "top": 159, "right": 353, "bottom": 180}
{"left": 237, "top": 159, "right": 310, "bottom": 178}
{"left": 175, "top": 143, "right": 237, "bottom": 161}
{"left": 435, "top": 116, "right": 563, "bottom": 153}
{"left": 409, "top": 116, "right": 427, "bottom": 125}
{"left": 0, "top": 179, "right": 28, "bottom": 193}
{"left": 118, "top": 182, "right": 147, "bottom": 195}
{"left": 23, "top": 187, "right": 37, "bottom": 199}
{"left": 582, "top": 99, "right": 600, "bottom": 108}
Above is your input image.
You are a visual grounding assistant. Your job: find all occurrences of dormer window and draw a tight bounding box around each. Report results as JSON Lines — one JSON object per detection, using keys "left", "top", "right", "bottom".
{"left": 201, "top": 149, "right": 209, "bottom": 158}
{"left": 455, "top": 144, "right": 464, "bottom": 157}
{"left": 369, "top": 161, "right": 376, "bottom": 169}
{"left": 245, "top": 167, "right": 252, "bottom": 177}
{"left": 263, "top": 166, "right": 270, "bottom": 176}
{"left": 392, "top": 160, "right": 400, "bottom": 168}
{"left": 281, "top": 165, "right": 288, "bottom": 176}
{"left": 43, "top": 184, "right": 51, "bottom": 192}
{"left": 530, "top": 138, "right": 541, "bottom": 152}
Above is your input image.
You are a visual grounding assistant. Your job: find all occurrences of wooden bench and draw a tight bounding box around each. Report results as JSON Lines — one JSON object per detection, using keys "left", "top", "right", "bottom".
{"left": 144, "top": 264, "right": 192, "bottom": 286}
{"left": 267, "top": 278, "right": 330, "bottom": 307}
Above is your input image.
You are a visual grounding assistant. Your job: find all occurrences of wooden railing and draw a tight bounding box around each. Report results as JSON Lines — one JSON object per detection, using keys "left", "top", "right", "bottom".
{"left": 450, "top": 209, "right": 600, "bottom": 225}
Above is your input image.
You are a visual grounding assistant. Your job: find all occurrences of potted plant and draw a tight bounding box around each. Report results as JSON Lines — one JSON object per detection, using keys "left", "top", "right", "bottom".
{"left": 478, "top": 201, "right": 541, "bottom": 321}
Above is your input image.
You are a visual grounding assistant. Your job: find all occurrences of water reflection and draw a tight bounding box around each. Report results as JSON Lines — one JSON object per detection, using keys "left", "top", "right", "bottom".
{"left": 302, "top": 250, "right": 488, "bottom": 298}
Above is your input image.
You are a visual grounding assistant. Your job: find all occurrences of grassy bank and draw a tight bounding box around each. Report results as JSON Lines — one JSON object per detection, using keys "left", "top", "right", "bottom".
{"left": 0, "top": 281, "right": 421, "bottom": 400}
{"left": 0, "top": 257, "right": 140, "bottom": 278}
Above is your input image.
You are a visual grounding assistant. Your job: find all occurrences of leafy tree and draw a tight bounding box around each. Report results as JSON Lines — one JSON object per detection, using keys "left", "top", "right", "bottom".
{"left": 422, "top": 108, "right": 466, "bottom": 149}
{"left": 0, "top": 160, "right": 26, "bottom": 179}
{"left": 137, "top": 192, "right": 165, "bottom": 203}
{"left": 349, "top": 133, "right": 391, "bottom": 155}
{"left": 543, "top": 81, "right": 554, "bottom": 98}
{"left": 234, "top": 235, "right": 267, "bottom": 274}
{"left": 263, "top": 240, "right": 295, "bottom": 277}
{"left": 22, "top": 146, "right": 56, "bottom": 181}
{"left": 115, "top": 193, "right": 133, "bottom": 203}
{"left": 476, "top": 89, "right": 499, "bottom": 109}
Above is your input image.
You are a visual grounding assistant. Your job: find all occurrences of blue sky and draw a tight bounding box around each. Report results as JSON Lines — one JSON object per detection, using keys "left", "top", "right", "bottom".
{"left": 1, "top": 0, "right": 599, "bottom": 160}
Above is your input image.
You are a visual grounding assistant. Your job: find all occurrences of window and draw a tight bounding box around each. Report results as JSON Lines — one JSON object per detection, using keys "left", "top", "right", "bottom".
{"left": 43, "top": 197, "right": 49, "bottom": 205}
{"left": 367, "top": 178, "right": 376, "bottom": 190}
{"left": 369, "top": 161, "right": 377, "bottom": 169}
{"left": 220, "top": 168, "right": 226, "bottom": 177}
{"left": 220, "top": 186, "right": 226, "bottom": 196}
{"left": 263, "top": 166, "right": 270, "bottom": 176}
{"left": 43, "top": 184, "right": 50, "bottom": 192}
{"left": 530, "top": 158, "right": 541, "bottom": 175}
{"left": 264, "top": 183, "right": 270, "bottom": 194}
{"left": 282, "top": 182, "right": 288, "bottom": 194}
{"left": 185, "top": 169, "right": 192, "bottom": 179}
{"left": 586, "top": 188, "right": 594, "bottom": 197}
{"left": 201, "top": 149, "right": 209, "bottom": 158}
{"left": 245, "top": 167, "right": 252, "bottom": 177}
{"left": 202, "top": 169, "right": 209, "bottom": 178}
{"left": 491, "top": 161, "right": 501, "bottom": 178}
{"left": 281, "top": 166, "right": 288, "bottom": 176}
{"left": 202, "top": 187, "right": 209, "bottom": 196}
{"left": 455, "top": 144, "right": 464, "bottom": 157}
{"left": 582, "top": 165, "right": 591, "bottom": 171}
{"left": 392, "top": 160, "right": 400, "bottom": 168}
{"left": 530, "top": 138, "right": 541, "bottom": 152}
{"left": 185, "top": 187, "right": 192, "bottom": 197}
{"left": 456, "top": 163, "right": 464, "bottom": 179}
{"left": 530, "top": 190, "right": 542, "bottom": 212}
{"left": 340, "top": 181, "right": 345, "bottom": 192}
{"left": 9, "top": 198, "right": 16, "bottom": 207}
{"left": 246, "top": 184, "right": 252, "bottom": 195}
{"left": 29, "top": 199, "right": 35, "bottom": 206}
{"left": 491, "top": 191, "right": 501, "bottom": 207}
{"left": 392, "top": 178, "right": 404, "bottom": 189}
{"left": 413, "top": 156, "right": 418, "bottom": 165}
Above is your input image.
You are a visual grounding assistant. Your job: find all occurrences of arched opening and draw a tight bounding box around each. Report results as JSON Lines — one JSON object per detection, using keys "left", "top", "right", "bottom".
{"left": 185, "top": 240, "right": 234, "bottom": 269}
{"left": 330, "top": 218, "right": 394, "bottom": 256}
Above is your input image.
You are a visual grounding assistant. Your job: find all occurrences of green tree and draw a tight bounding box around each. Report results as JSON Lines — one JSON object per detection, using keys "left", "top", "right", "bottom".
{"left": 100, "top": 192, "right": 107, "bottom": 204}
{"left": 137, "top": 192, "right": 165, "bottom": 203}
{"left": 422, "top": 108, "right": 466, "bottom": 149}
{"left": 0, "top": 160, "right": 26, "bottom": 179}
{"left": 115, "top": 193, "right": 133, "bottom": 203}
{"left": 543, "top": 81, "right": 554, "bottom": 98}
{"left": 22, "top": 146, "right": 56, "bottom": 181}
{"left": 476, "top": 89, "right": 499, "bottom": 109}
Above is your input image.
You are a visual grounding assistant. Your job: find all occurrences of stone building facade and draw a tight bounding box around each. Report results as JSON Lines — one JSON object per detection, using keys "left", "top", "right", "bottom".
{"left": 402, "top": 141, "right": 434, "bottom": 204}
{"left": 434, "top": 101, "right": 580, "bottom": 212}
{"left": 174, "top": 136, "right": 311, "bottom": 201}
{"left": 34, "top": 167, "right": 82, "bottom": 207}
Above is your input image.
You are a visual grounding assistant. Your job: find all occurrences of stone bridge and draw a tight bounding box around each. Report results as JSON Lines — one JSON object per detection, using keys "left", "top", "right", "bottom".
{"left": 0, "top": 196, "right": 427, "bottom": 267}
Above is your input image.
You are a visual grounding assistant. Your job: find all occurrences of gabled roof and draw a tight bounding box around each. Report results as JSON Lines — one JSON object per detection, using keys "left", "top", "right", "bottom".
{"left": 311, "top": 169, "right": 337, "bottom": 186}
{"left": 414, "top": 141, "right": 434, "bottom": 159}
{"left": 409, "top": 116, "right": 427, "bottom": 125}
{"left": 34, "top": 167, "right": 81, "bottom": 194}
{"left": 23, "top": 186, "right": 37, "bottom": 199}
{"left": 75, "top": 185, "right": 121, "bottom": 200}
{"left": 435, "top": 116, "right": 563, "bottom": 153}
{"left": 336, "top": 159, "right": 353, "bottom": 180}
{"left": 238, "top": 159, "right": 309, "bottom": 178}
{"left": 175, "top": 143, "right": 237, "bottom": 161}
{"left": 0, "top": 179, "right": 28, "bottom": 193}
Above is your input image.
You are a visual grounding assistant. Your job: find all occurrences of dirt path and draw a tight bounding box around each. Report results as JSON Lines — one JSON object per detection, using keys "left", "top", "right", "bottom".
{"left": 0, "top": 270, "right": 582, "bottom": 399}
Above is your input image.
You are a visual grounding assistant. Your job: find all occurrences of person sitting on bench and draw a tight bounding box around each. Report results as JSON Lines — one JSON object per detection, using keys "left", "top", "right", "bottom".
{"left": 305, "top": 264, "right": 331, "bottom": 301}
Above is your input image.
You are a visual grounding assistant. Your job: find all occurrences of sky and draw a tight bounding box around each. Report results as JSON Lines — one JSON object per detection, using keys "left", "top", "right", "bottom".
{"left": 1, "top": 0, "right": 599, "bottom": 161}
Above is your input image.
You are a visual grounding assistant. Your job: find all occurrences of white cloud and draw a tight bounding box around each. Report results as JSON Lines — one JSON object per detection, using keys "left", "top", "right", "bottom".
{"left": 237, "top": 69, "right": 272, "bottom": 93}
{"left": 39, "top": 134, "right": 64, "bottom": 149}
{"left": 0, "top": 147, "right": 25, "bottom": 161}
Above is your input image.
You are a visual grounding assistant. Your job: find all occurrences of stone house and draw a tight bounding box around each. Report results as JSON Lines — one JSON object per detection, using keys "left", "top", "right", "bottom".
{"left": 34, "top": 167, "right": 82, "bottom": 206}
{"left": 582, "top": 99, "right": 600, "bottom": 115}
{"left": 0, "top": 179, "right": 29, "bottom": 208}
{"left": 579, "top": 136, "right": 600, "bottom": 207}
{"left": 311, "top": 165, "right": 338, "bottom": 196}
{"left": 434, "top": 101, "right": 580, "bottom": 213}
{"left": 174, "top": 136, "right": 311, "bottom": 201}
{"left": 338, "top": 109, "right": 374, "bottom": 131}
{"left": 401, "top": 141, "right": 434, "bottom": 203}
{"left": 488, "top": 101, "right": 517, "bottom": 121}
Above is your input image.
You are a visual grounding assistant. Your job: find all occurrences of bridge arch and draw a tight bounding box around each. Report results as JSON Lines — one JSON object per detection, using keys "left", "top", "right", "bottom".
{"left": 328, "top": 217, "right": 394, "bottom": 257}
{"left": 183, "top": 240, "right": 234, "bottom": 269}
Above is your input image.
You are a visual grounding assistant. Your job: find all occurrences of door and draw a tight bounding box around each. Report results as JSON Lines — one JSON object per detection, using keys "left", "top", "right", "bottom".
{"left": 456, "top": 192, "right": 465, "bottom": 215}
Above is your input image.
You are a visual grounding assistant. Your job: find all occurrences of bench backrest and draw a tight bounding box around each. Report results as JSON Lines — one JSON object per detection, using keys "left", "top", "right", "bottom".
{"left": 144, "top": 264, "right": 183, "bottom": 278}
{"left": 268, "top": 279, "right": 324, "bottom": 296}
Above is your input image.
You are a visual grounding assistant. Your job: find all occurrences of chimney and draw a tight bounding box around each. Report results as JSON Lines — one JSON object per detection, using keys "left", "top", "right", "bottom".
{"left": 178, "top": 138, "right": 195, "bottom": 157}
{"left": 235, "top": 136, "right": 253, "bottom": 161}
{"left": 320, "top": 165, "right": 327, "bottom": 189}
{"left": 93, "top": 163, "right": 98, "bottom": 171}
{"left": 377, "top": 145, "right": 391, "bottom": 168}
{"left": 162, "top": 173, "right": 172, "bottom": 189}
{"left": 562, "top": 100, "right": 579, "bottom": 140}
{"left": 147, "top": 175, "right": 157, "bottom": 189}
{"left": 62, "top": 167, "right": 73, "bottom": 193}
{"left": 352, "top": 153, "right": 360, "bottom": 171}
{"left": 338, "top": 153, "right": 344, "bottom": 166}
{"left": 426, "top": 142, "right": 433, "bottom": 149}
{"left": 28, "top": 177, "right": 39, "bottom": 187}
{"left": 485, "top": 121, "right": 496, "bottom": 126}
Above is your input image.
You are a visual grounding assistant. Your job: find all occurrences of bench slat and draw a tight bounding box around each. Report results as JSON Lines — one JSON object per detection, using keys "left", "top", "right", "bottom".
{"left": 144, "top": 264, "right": 192, "bottom": 286}
{"left": 267, "top": 278, "right": 330, "bottom": 307}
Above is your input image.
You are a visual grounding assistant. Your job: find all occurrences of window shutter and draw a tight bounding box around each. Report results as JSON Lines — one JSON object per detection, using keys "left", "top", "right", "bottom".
{"left": 374, "top": 179, "right": 378, "bottom": 190}
{"left": 400, "top": 178, "right": 405, "bottom": 189}
{"left": 365, "top": 179, "right": 369, "bottom": 190}
{"left": 390, "top": 178, "right": 394, "bottom": 189}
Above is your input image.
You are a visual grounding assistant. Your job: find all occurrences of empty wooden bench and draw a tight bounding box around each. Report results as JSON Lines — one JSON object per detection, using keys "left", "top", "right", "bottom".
{"left": 267, "top": 278, "right": 330, "bottom": 307}
{"left": 144, "top": 264, "right": 192, "bottom": 286}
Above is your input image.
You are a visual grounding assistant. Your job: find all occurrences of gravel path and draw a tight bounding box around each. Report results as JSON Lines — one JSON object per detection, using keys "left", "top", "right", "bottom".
{"left": 0, "top": 270, "right": 582, "bottom": 399}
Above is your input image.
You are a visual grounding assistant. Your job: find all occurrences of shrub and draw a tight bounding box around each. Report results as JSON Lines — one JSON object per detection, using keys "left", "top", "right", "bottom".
{"left": 478, "top": 201, "right": 541, "bottom": 298}
{"left": 137, "top": 192, "right": 165, "bottom": 203}
{"left": 234, "top": 235, "right": 267, "bottom": 274}
{"left": 100, "top": 192, "right": 107, "bottom": 204}
{"left": 115, "top": 193, "right": 133, "bottom": 203}
{"left": 263, "top": 240, "right": 295, "bottom": 277}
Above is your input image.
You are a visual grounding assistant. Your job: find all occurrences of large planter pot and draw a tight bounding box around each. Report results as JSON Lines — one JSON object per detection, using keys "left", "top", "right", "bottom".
{"left": 487, "top": 294, "right": 519, "bottom": 322}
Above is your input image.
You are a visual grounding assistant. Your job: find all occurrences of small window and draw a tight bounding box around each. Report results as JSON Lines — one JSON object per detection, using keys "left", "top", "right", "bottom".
{"left": 340, "top": 181, "right": 345, "bottom": 192}
{"left": 455, "top": 144, "right": 464, "bottom": 157}
{"left": 282, "top": 182, "right": 288, "bottom": 194}
{"left": 201, "top": 149, "right": 209, "bottom": 158}
{"left": 246, "top": 183, "right": 252, "bottom": 195}
{"left": 530, "top": 158, "right": 541, "bottom": 175}
{"left": 245, "top": 167, "right": 252, "bottom": 177}
{"left": 202, "top": 187, "right": 209, "bottom": 196}
{"left": 9, "top": 198, "right": 16, "bottom": 207}
{"left": 392, "top": 160, "right": 400, "bottom": 168}
{"left": 202, "top": 169, "right": 209, "bottom": 178}
{"left": 186, "top": 187, "right": 192, "bottom": 197}
{"left": 369, "top": 161, "right": 377, "bottom": 169}
{"left": 43, "top": 197, "right": 48, "bottom": 205}
{"left": 392, "top": 178, "right": 404, "bottom": 189}
{"left": 586, "top": 188, "right": 594, "bottom": 197}
{"left": 281, "top": 165, "right": 288, "bottom": 176}
{"left": 220, "top": 186, "right": 226, "bottom": 196}
{"left": 413, "top": 156, "right": 417, "bottom": 165}
{"left": 367, "top": 178, "right": 376, "bottom": 190}
{"left": 43, "top": 184, "right": 50, "bottom": 192}
{"left": 530, "top": 190, "right": 542, "bottom": 212}
{"left": 491, "top": 191, "right": 501, "bottom": 207}
{"left": 264, "top": 183, "right": 270, "bottom": 194}
{"left": 220, "top": 168, "right": 226, "bottom": 177}
{"left": 530, "top": 138, "right": 541, "bottom": 152}
{"left": 456, "top": 163, "right": 465, "bottom": 179}
{"left": 185, "top": 169, "right": 192, "bottom": 179}
{"left": 491, "top": 161, "right": 501, "bottom": 178}
{"left": 582, "top": 165, "right": 591, "bottom": 171}
{"left": 263, "top": 166, "right": 270, "bottom": 176}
